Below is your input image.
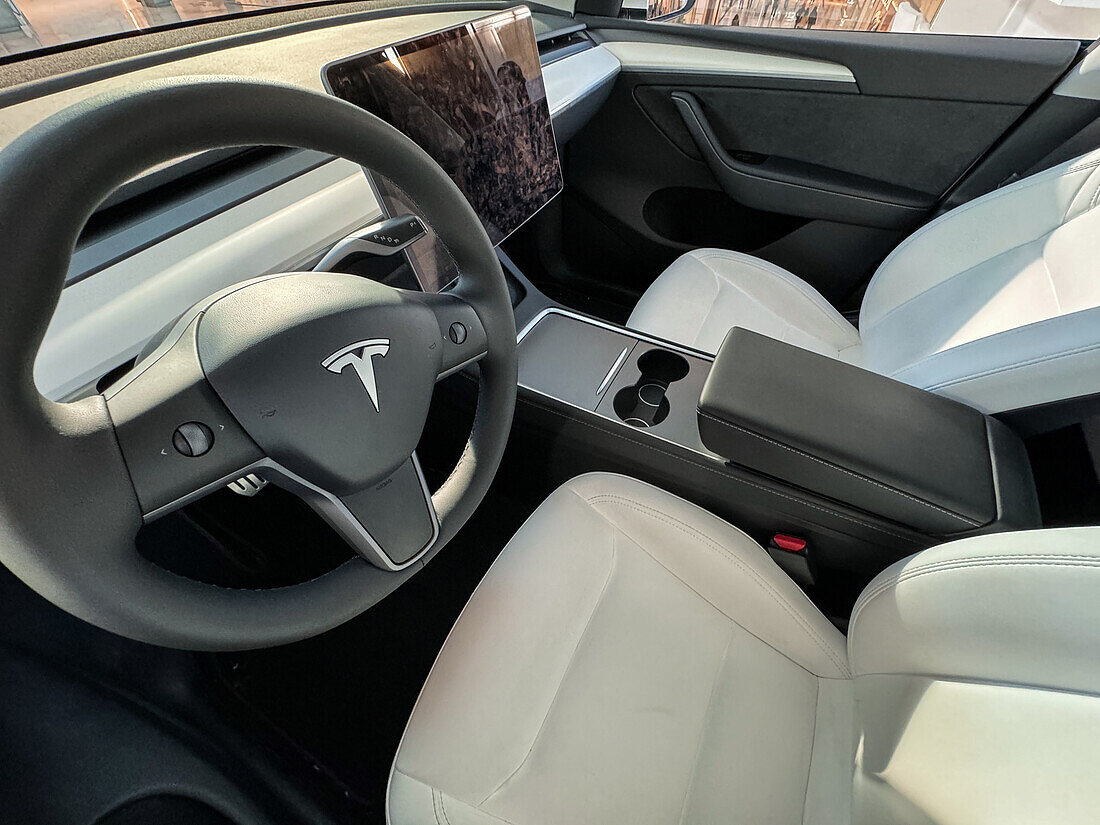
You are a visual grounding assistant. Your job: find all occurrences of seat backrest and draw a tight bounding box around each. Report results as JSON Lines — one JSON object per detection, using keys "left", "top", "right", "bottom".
{"left": 856, "top": 149, "right": 1100, "bottom": 413}
{"left": 847, "top": 526, "right": 1100, "bottom": 824}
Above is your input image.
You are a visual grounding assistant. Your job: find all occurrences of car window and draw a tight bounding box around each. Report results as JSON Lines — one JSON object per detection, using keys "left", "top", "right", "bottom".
{"left": 645, "top": 0, "right": 1100, "bottom": 39}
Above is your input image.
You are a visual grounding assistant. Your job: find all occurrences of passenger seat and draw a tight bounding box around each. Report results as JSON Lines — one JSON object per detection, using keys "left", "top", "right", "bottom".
{"left": 627, "top": 149, "right": 1100, "bottom": 414}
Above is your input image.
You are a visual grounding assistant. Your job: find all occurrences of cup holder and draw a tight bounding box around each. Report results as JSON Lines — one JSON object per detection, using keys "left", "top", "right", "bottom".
{"left": 613, "top": 348, "right": 690, "bottom": 428}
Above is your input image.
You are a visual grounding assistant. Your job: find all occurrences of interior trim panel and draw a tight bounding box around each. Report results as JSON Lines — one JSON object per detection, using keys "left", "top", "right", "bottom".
{"left": 546, "top": 44, "right": 621, "bottom": 117}
{"left": 1055, "top": 45, "right": 1100, "bottom": 100}
{"left": 586, "top": 22, "right": 1080, "bottom": 104}
{"left": 39, "top": 159, "right": 379, "bottom": 400}
{"left": 601, "top": 40, "right": 857, "bottom": 84}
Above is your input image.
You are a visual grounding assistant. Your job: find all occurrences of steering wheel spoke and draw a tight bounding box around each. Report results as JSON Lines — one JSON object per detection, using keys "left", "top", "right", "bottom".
{"left": 105, "top": 275, "right": 449, "bottom": 570}
{"left": 104, "top": 314, "right": 265, "bottom": 519}
{"left": 418, "top": 291, "right": 489, "bottom": 380}
{"left": 266, "top": 454, "right": 439, "bottom": 570}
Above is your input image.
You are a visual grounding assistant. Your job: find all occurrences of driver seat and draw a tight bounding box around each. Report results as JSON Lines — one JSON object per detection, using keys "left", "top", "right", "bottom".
{"left": 388, "top": 473, "right": 1100, "bottom": 825}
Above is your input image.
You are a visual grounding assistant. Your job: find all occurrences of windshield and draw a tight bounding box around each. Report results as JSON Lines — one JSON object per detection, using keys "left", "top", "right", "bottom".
{"left": 0, "top": 1, "right": 354, "bottom": 61}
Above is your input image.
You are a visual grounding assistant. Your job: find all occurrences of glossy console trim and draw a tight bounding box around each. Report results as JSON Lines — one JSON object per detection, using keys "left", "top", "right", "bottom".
{"left": 518, "top": 306, "right": 714, "bottom": 361}
{"left": 517, "top": 307, "right": 718, "bottom": 458}
{"left": 597, "top": 346, "right": 632, "bottom": 397}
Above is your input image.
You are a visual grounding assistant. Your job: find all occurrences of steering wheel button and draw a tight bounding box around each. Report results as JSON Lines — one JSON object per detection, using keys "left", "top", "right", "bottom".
{"left": 172, "top": 422, "right": 214, "bottom": 457}
{"left": 448, "top": 322, "right": 468, "bottom": 345}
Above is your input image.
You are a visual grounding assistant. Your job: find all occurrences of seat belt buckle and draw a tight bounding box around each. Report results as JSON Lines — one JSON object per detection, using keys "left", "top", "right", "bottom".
{"left": 768, "top": 533, "right": 815, "bottom": 589}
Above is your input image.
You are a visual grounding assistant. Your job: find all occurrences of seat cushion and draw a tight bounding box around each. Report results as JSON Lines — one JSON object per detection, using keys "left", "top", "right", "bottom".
{"left": 847, "top": 527, "right": 1100, "bottom": 825}
{"left": 388, "top": 473, "right": 854, "bottom": 825}
{"left": 626, "top": 248, "right": 861, "bottom": 359}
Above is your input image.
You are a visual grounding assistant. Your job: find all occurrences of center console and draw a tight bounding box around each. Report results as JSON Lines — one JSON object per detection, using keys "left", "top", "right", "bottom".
{"left": 518, "top": 308, "right": 712, "bottom": 453}
{"left": 514, "top": 307, "right": 1041, "bottom": 600}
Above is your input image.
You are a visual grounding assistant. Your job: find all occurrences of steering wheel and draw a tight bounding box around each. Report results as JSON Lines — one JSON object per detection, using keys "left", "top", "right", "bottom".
{"left": 0, "top": 79, "right": 517, "bottom": 650}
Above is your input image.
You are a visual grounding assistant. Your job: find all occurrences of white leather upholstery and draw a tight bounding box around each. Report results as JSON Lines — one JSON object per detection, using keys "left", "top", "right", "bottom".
{"left": 389, "top": 473, "right": 854, "bottom": 825}
{"left": 626, "top": 248, "right": 862, "bottom": 360}
{"left": 850, "top": 527, "right": 1100, "bottom": 825}
{"left": 389, "top": 474, "right": 1100, "bottom": 824}
{"left": 627, "top": 149, "right": 1100, "bottom": 413}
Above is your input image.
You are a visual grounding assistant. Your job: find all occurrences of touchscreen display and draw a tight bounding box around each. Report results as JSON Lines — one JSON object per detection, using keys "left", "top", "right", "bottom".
{"left": 324, "top": 7, "right": 562, "bottom": 249}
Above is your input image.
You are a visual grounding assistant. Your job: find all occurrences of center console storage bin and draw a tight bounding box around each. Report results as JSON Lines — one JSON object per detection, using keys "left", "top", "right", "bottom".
{"left": 698, "top": 329, "right": 1039, "bottom": 535}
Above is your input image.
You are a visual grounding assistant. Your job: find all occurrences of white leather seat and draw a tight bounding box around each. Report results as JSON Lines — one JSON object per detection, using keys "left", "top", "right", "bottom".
{"left": 628, "top": 149, "right": 1100, "bottom": 414}
{"left": 389, "top": 473, "right": 1100, "bottom": 825}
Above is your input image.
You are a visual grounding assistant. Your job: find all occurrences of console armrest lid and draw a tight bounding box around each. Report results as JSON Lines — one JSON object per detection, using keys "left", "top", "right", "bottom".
{"left": 698, "top": 328, "right": 1034, "bottom": 534}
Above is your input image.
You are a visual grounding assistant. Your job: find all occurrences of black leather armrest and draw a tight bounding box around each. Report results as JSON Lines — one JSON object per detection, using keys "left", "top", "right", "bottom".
{"left": 698, "top": 329, "right": 1039, "bottom": 535}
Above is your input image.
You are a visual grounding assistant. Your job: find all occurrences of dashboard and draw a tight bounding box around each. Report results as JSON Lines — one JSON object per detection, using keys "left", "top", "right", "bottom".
{"left": 3, "top": 5, "right": 621, "bottom": 401}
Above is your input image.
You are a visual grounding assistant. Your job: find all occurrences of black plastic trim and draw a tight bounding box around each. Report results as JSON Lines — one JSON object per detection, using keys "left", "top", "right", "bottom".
{"left": 997, "top": 390, "right": 1100, "bottom": 439}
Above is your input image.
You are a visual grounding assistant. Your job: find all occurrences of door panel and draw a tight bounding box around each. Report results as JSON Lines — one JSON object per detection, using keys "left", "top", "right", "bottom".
{"left": 669, "top": 90, "right": 933, "bottom": 228}
{"left": 558, "top": 22, "right": 1081, "bottom": 308}
{"left": 641, "top": 85, "right": 1021, "bottom": 197}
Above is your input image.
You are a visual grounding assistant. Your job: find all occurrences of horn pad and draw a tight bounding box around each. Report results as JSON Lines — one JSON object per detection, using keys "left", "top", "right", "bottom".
{"left": 197, "top": 273, "right": 442, "bottom": 494}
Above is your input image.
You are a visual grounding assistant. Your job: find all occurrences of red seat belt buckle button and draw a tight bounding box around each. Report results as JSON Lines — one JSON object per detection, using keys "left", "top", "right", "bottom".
{"left": 771, "top": 534, "right": 807, "bottom": 554}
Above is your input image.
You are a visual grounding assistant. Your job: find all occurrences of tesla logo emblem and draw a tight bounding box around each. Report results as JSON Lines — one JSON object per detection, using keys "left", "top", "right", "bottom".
{"left": 322, "top": 339, "right": 390, "bottom": 412}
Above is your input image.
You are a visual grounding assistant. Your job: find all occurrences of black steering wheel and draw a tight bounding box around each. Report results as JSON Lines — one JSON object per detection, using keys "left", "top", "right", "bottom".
{"left": 0, "top": 79, "right": 517, "bottom": 650}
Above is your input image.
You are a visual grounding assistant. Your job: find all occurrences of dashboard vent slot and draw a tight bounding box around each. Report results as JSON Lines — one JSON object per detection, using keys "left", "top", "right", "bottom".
{"left": 537, "top": 28, "right": 591, "bottom": 65}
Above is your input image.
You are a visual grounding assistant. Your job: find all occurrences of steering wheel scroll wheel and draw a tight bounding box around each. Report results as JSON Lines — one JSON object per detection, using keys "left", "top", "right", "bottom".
{"left": 0, "top": 79, "right": 517, "bottom": 650}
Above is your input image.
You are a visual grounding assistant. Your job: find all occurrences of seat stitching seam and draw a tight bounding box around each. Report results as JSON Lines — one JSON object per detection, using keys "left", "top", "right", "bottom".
{"left": 853, "top": 554, "right": 1020, "bottom": 618}
{"left": 586, "top": 493, "right": 851, "bottom": 677}
{"left": 479, "top": 511, "right": 618, "bottom": 805}
{"left": 867, "top": 156, "right": 1100, "bottom": 289}
{"left": 579, "top": 497, "right": 837, "bottom": 677}
{"left": 921, "top": 341, "right": 1100, "bottom": 391}
{"left": 696, "top": 410, "right": 980, "bottom": 526}
{"left": 394, "top": 769, "right": 521, "bottom": 825}
{"left": 860, "top": 552, "right": 1100, "bottom": 589}
{"left": 852, "top": 558, "right": 1100, "bottom": 638}
{"left": 693, "top": 257, "right": 724, "bottom": 351}
{"left": 431, "top": 789, "right": 443, "bottom": 825}
{"left": 860, "top": 234, "right": 1050, "bottom": 337}
{"left": 694, "top": 250, "right": 857, "bottom": 341}
{"left": 583, "top": 477, "right": 767, "bottom": 549}
{"left": 1041, "top": 254, "right": 1062, "bottom": 314}
{"left": 438, "top": 793, "right": 453, "bottom": 825}
{"left": 519, "top": 396, "right": 917, "bottom": 542}
{"left": 1079, "top": 163, "right": 1100, "bottom": 215}
{"left": 677, "top": 628, "right": 736, "bottom": 825}
{"left": 850, "top": 556, "right": 1100, "bottom": 632}
{"left": 887, "top": 309, "right": 1095, "bottom": 380}
{"left": 800, "top": 677, "right": 823, "bottom": 825}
